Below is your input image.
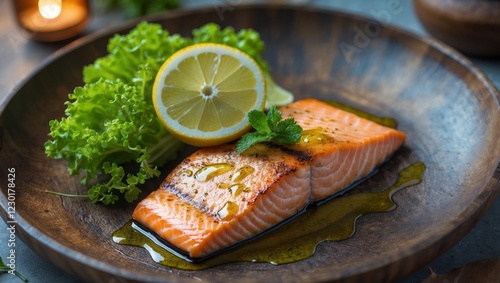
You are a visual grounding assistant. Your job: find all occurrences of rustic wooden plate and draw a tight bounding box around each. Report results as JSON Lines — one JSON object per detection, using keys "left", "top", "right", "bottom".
{"left": 1, "top": 4, "right": 499, "bottom": 283}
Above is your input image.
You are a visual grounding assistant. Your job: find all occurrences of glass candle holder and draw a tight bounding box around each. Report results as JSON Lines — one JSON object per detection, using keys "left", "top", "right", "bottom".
{"left": 12, "top": 0, "right": 90, "bottom": 42}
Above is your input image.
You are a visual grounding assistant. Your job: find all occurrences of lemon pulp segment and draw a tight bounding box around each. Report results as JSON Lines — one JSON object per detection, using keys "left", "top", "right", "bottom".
{"left": 153, "top": 43, "right": 266, "bottom": 146}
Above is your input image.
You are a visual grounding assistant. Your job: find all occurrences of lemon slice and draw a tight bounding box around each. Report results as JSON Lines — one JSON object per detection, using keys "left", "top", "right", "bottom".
{"left": 153, "top": 43, "right": 266, "bottom": 147}
{"left": 265, "top": 73, "right": 294, "bottom": 109}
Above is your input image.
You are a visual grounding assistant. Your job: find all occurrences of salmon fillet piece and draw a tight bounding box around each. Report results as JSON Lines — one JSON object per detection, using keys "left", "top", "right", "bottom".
{"left": 133, "top": 143, "right": 311, "bottom": 258}
{"left": 280, "top": 98, "right": 406, "bottom": 200}
{"left": 132, "top": 98, "right": 406, "bottom": 259}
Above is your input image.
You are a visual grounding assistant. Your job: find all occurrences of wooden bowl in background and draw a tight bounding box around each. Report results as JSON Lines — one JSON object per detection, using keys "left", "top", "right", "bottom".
{"left": 414, "top": 0, "right": 500, "bottom": 57}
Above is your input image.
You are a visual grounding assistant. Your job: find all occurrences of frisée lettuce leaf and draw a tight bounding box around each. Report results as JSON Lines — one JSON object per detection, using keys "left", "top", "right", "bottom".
{"left": 83, "top": 22, "right": 191, "bottom": 103}
{"left": 45, "top": 79, "right": 183, "bottom": 205}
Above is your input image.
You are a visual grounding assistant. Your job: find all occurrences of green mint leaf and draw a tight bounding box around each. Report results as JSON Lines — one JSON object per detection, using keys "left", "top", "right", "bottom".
{"left": 247, "top": 110, "right": 270, "bottom": 133}
{"left": 236, "top": 107, "right": 302, "bottom": 154}
{"left": 266, "top": 106, "right": 283, "bottom": 130}
{"left": 236, "top": 132, "right": 274, "bottom": 153}
{"left": 273, "top": 117, "right": 303, "bottom": 144}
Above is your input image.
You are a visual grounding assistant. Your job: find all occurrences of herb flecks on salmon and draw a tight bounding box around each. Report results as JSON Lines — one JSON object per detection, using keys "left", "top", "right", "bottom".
{"left": 132, "top": 98, "right": 406, "bottom": 259}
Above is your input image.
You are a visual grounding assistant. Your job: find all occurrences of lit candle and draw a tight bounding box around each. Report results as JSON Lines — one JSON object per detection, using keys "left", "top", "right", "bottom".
{"left": 38, "top": 0, "right": 63, "bottom": 19}
{"left": 12, "top": 0, "right": 89, "bottom": 42}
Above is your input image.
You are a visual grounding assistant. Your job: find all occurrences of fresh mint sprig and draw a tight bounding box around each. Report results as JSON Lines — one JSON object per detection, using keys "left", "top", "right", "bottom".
{"left": 236, "top": 106, "right": 303, "bottom": 153}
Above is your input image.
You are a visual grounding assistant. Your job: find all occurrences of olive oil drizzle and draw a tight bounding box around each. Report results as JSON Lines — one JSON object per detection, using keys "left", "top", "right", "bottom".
{"left": 113, "top": 162, "right": 425, "bottom": 270}
{"left": 324, "top": 100, "right": 398, "bottom": 128}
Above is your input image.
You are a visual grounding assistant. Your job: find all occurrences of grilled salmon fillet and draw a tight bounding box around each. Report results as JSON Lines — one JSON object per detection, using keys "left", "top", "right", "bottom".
{"left": 132, "top": 143, "right": 310, "bottom": 259}
{"left": 132, "top": 98, "right": 406, "bottom": 259}
{"left": 280, "top": 98, "right": 406, "bottom": 200}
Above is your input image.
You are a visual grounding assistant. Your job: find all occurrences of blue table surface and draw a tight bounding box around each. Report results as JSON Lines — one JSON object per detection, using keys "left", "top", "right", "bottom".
{"left": 1, "top": 0, "right": 499, "bottom": 282}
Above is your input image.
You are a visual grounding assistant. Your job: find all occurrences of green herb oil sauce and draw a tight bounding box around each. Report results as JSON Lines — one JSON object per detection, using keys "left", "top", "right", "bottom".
{"left": 113, "top": 101, "right": 422, "bottom": 270}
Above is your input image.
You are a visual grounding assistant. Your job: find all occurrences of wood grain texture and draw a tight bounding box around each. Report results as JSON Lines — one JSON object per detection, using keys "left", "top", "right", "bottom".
{"left": 1, "top": 4, "right": 499, "bottom": 283}
{"left": 414, "top": 0, "right": 500, "bottom": 56}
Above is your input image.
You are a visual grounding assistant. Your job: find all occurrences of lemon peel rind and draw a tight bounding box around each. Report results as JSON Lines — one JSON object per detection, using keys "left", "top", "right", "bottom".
{"left": 153, "top": 43, "right": 266, "bottom": 147}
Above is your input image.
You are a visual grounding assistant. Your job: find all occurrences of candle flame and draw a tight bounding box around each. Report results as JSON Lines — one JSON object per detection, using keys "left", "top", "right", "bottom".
{"left": 38, "top": 0, "right": 62, "bottom": 19}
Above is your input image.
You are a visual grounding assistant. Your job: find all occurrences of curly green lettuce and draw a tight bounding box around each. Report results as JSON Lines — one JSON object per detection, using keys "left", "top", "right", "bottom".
{"left": 45, "top": 79, "right": 183, "bottom": 204}
{"left": 83, "top": 22, "right": 192, "bottom": 102}
{"left": 46, "top": 22, "right": 191, "bottom": 205}
{"left": 192, "top": 23, "right": 269, "bottom": 73}
{"left": 45, "top": 21, "right": 290, "bottom": 205}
